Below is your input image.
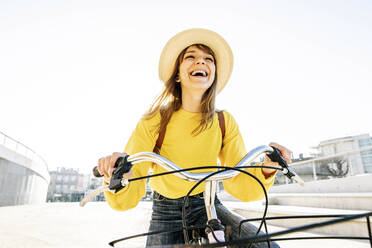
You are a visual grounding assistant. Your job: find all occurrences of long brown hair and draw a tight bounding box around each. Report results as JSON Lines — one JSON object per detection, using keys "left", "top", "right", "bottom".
{"left": 144, "top": 44, "right": 218, "bottom": 136}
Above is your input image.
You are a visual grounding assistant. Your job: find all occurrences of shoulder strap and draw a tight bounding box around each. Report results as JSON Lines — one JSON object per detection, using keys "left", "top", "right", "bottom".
{"left": 153, "top": 126, "right": 166, "bottom": 154}
{"left": 217, "top": 110, "right": 225, "bottom": 140}
{"left": 153, "top": 111, "right": 226, "bottom": 154}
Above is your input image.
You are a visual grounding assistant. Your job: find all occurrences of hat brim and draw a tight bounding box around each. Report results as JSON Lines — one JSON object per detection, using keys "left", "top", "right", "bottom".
{"left": 158, "top": 28, "right": 233, "bottom": 93}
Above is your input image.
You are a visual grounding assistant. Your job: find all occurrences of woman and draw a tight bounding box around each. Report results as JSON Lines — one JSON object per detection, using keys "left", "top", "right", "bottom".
{"left": 97, "top": 28, "right": 291, "bottom": 247}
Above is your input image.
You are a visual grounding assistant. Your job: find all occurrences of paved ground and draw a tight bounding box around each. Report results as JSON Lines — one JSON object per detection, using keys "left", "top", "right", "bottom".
{"left": 0, "top": 201, "right": 152, "bottom": 248}
{"left": 0, "top": 201, "right": 370, "bottom": 248}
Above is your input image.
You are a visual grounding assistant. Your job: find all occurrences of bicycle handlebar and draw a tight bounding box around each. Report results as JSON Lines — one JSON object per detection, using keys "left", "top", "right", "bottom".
{"left": 81, "top": 145, "right": 304, "bottom": 207}
{"left": 93, "top": 145, "right": 305, "bottom": 186}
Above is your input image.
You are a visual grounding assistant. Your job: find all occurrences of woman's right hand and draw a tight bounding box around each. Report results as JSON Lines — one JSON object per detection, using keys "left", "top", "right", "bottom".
{"left": 97, "top": 152, "right": 133, "bottom": 182}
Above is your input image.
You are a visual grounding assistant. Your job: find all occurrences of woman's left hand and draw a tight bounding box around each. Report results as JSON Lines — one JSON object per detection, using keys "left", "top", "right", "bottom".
{"left": 262, "top": 142, "right": 292, "bottom": 178}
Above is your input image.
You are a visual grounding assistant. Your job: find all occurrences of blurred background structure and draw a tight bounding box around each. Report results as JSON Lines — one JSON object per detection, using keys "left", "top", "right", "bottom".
{"left": 275, "top": 133, "right": 372, "bottom": 185}
{"left": 0, "top": 131, "right": 50, "bottom": 206}
{"left": 47, "top": 167, "right": 105, "bottom": 202}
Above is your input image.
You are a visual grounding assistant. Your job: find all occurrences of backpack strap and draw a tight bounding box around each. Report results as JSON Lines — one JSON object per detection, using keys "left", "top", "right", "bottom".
{"left": 153, "top": 110, "right": 226, "bottom": 154}
{"left": 217, "top": 110, "right": 225, "bottom": 140}
{"left": 153, "top": 126, "right": 166, "bottom": 154}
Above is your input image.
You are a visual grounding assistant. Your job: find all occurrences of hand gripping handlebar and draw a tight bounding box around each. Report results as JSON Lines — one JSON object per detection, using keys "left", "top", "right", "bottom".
{"left": 91, "top": 145, "right": 304, "bottom": 191}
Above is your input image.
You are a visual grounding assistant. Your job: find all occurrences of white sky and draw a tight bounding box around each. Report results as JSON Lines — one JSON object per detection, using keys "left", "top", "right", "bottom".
{"left": 1, "top": 0, "right": 371, "bottom": 173}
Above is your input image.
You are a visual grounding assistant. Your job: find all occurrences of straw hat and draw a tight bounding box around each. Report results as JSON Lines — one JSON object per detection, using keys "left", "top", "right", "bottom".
{"left": 158, "top": 28, "right": 233, "bottom": 93}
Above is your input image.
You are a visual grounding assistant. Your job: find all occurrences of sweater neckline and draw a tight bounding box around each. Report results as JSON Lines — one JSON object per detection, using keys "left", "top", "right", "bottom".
{"left": 177, "top": 108, "right": 203, "bottom": 119}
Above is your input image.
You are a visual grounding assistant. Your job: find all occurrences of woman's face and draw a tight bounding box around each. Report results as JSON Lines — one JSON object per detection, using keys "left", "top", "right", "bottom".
{"left": 178, "top": 45, "right": 216, "bottom": 94}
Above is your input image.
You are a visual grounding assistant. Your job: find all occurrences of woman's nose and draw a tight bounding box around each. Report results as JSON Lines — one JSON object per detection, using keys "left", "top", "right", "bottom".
{"left": 195, "top": 57, "right": 205, "bottom": 65}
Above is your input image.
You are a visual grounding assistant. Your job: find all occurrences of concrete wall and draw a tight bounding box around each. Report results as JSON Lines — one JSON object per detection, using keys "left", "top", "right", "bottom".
{"left": 268, "top": 193, "right": 372, "bottom": 210}
{"left": 0, "top": 145, "right": 49, "bottom": 206}
{"left": 271, "top": 173, "right": 372, "bottom": 193}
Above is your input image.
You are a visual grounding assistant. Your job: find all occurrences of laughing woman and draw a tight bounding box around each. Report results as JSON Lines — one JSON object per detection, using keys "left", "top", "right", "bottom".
{"left": 97, "top": 28, "right": 291, "bottom": 247}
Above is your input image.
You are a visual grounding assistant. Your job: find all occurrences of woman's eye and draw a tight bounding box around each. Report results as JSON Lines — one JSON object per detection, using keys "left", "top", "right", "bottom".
{"left": 206, "top": 57, "right": 214, "bottom": 62}
{"left": 185, "top": 55, "right": 194, "bottom": 59}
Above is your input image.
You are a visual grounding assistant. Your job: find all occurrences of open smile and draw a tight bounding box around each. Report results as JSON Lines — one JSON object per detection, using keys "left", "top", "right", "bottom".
{"left": 190, "top": 69, "right": 208, "bottom": 77}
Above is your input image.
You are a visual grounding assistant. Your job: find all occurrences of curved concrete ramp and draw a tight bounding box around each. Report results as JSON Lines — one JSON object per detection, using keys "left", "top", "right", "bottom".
{"left": 0, "top": 132, "right": 50, "bottom": 206}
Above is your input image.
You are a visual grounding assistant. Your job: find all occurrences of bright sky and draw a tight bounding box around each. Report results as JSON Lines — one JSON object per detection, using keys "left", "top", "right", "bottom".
{"left": 1, "top": 0, "right": 371, "bottom": 173}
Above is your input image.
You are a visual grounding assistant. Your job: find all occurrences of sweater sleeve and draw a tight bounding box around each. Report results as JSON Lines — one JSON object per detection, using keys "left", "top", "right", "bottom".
{"left": 104, "top": 115, "right": 159, "bottom": 211}
{"left": 220, "top": 111, "right": 276, "bottom": 202}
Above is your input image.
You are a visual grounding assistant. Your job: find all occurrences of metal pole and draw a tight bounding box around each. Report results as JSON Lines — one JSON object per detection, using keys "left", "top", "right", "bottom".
{"left": 312, "top": 161, "right": 318, "bottom": 181}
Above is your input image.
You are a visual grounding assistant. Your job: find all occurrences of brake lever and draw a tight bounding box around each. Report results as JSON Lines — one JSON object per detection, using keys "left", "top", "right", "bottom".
{"left": 109, "top": 155, "right": 133, "bottom": 193}
{"left": 92, "top": 155, "right": 133, "bottom": 192}
{"left": 267, "top": 146, "right": 305, "bottom": 186}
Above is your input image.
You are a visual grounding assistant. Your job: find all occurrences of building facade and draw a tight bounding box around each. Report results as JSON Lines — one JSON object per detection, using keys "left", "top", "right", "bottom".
{"left": 317, "top": 133, "right": 372, "bottom": 175}
{"left": 47, "top": 167, "right": 104, "bottom": 202}
{"left": 275, "top": 133, "right": 372, "bottom": 185}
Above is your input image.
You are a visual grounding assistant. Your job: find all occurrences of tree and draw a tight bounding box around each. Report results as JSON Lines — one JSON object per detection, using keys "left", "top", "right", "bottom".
{"left": 318, "top": 157, "right": 349, "bottom": 178}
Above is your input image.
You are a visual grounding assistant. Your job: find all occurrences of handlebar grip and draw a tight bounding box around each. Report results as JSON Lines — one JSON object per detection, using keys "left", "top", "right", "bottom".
{"left": 267, "top": 146, "right": 290, "bottom": 171}
{"left": 93, "top": 166, "right": 103, "bottom": 178}
{"left": 92, "top": 157, "right": 132, "bottom": 177}
{"left": 92, "top": 156, "right": 132, "bottom": 178}
{"left": 92, "top": 156, "right": 133, "bottom": 192}
{"left": 267, "top": 146, "right": 305, "bottom": 186}
{"left": 112, "top": 156, "right": 133, "bottom": 175}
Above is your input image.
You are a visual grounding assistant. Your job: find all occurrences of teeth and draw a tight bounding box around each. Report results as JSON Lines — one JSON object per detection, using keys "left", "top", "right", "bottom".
{"left": 191, "top": 70, "right": 207, "bottom": 76}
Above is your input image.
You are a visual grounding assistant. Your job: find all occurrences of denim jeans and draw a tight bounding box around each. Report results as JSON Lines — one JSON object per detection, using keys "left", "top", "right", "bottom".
{"left": 146, "top": 191, "right": 280, "bottom": 248}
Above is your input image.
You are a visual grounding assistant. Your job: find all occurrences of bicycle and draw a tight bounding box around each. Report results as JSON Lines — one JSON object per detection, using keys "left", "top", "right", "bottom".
{"left": 80, "top": 145, "right": 372, "bottom": 247}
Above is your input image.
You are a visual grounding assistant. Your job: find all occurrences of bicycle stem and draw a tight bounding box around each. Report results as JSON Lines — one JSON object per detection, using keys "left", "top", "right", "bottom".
{"left": 204, "top": 181, "right": 218, "bottom": 220}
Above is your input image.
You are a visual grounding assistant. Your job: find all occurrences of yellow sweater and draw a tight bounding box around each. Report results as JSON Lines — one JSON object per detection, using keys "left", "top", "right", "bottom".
{"left": 104, "top": 109, "right": 276, "bottom": 211}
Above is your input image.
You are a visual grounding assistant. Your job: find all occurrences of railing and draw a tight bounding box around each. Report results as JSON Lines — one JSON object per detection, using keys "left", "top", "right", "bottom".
{"left": 0, "top": 130, "right": 50, "bottom": 182}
